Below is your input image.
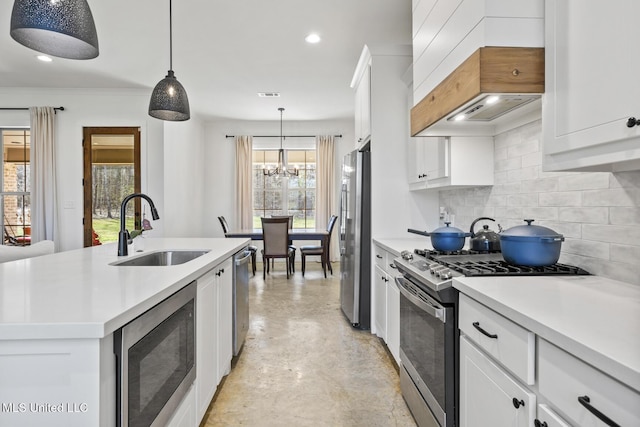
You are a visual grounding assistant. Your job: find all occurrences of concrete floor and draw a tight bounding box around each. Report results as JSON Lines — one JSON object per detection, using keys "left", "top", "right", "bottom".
{"left": 201, "top": 261, "right": 417, "bottom": 427}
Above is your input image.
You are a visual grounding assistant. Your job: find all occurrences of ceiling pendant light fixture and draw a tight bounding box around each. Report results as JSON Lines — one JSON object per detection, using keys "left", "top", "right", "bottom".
{"left": 10, "top": 0, "right": 99, "bottom": 60}
{"left": 148, "top": 0, "right": 190, "bottom": 121}
{"left": 263, "top": 108, "right": 299, "bottom": 177}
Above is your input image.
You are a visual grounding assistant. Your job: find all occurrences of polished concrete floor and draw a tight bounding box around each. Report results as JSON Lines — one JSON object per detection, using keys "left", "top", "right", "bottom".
{"left": 202, "top": 261, "right": 417, "bottom": 426}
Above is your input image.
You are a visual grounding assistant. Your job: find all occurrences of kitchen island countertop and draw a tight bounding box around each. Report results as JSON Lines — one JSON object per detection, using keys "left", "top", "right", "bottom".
{"left": 0, "top": 237, "right": 250, "bottom": 340}
{"left": 453, "top": 275, "right": 640, "bottom": 392}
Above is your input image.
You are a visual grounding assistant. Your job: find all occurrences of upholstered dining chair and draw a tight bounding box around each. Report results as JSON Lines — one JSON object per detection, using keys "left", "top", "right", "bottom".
{"left": 269, "top": 215, "right": 296, "bottom": 272}
{"left": 300, "top": 214, "right": 338, "bottom": 278}
{"left": 261, "top": 217, "right": 295, "bottom": 279}
{"left": 218, "top": 216, "right": 257, "bottom": 276}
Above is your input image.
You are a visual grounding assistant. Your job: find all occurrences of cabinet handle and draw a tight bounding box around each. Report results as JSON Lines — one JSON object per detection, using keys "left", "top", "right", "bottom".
{"left": 512, "top": 398, "right": 525, "bottom": 409}
{"left": 220, "top": 268, "right": 224, "bottom": 274}
{"left": 534, "top": 420, "right": 548, "bottom": 427}
{"left": 578, "top": 395, "right": 620, "bottom": 427}
{"left": 376, "top": 254, "right": 383, "bottom": 259}
{"left": 389, "top": 264, "right": 397, "bottom": 269}
{"left": 472, "top": 321, "right": 498, "bottom": 339}
{"left": 627, "top": 117, "right": 638, "bottom": 128}
{"left": 418, "top": 173, "right": 427, "bottom": 179}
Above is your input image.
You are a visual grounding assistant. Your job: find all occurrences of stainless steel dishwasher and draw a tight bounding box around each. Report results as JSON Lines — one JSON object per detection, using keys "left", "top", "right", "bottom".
{"left": 233, "top": 248, "right": 251, "bottom": 355}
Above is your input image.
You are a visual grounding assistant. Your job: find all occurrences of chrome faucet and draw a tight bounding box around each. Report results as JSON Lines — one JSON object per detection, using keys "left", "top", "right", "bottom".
{"left": 118, "top": 193, "right": 160, "bottom": 256}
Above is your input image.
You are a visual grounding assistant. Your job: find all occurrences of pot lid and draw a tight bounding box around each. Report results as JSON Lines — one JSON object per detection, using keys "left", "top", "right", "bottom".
{"left": 431, "top": 222, "right": 469, "bottom": 237}
{"left": 501, "top": 219, "right": 563, "bottom": 239}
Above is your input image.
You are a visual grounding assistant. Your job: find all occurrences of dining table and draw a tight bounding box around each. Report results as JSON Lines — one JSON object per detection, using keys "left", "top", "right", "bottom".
{"left": 224, "top": 228, "right": 329, "bottom": 242}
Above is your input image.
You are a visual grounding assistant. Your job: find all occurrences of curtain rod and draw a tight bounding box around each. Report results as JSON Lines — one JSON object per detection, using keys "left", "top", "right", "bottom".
{"left": 0, "top": 106, "right": 65, "bottom": 113}
{"left": 225, "top": 134, "right": 342, "bottom": 139}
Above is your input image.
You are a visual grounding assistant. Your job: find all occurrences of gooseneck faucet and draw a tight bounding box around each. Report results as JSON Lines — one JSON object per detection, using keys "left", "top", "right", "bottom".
{"left": 118, "top": 193, "right": 160, "bottom": 256}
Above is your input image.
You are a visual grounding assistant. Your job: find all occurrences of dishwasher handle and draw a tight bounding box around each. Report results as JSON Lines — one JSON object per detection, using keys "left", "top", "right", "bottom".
{"left": 235, "top": 250, "right": 252, "bottom": 266}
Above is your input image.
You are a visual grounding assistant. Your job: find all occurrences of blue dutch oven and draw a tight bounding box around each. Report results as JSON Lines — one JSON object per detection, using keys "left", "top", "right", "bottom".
{"left": 428, "top": 222, "right": 471, "bottom": 252}
{"left": 500, "top": 219, "right": 564, "bottom": 266}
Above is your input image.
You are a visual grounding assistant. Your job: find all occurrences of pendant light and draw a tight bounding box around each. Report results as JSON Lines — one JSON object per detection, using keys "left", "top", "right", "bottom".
{"left": 10, "top": 0, "right": 99, "bottom": 60}
{"left": 263, "top": 108, "right": 299, "bottom": 177}
{"left": 148, "top": 0, "right": 190, "bottom": 121}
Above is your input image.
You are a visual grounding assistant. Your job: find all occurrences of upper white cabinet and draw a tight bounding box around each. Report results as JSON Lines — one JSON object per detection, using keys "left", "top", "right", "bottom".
{"left": 408, "top": 136, "right": 493, "bottom": 190}
{"left": 353, "top": 65, "right": 371, "bottom": 147}
{"left": 542, "top": 0, "right": 640, "bottom": 172}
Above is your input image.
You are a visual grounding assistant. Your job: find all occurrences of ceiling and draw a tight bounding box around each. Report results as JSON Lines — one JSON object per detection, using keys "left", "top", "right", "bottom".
{"left": 0, "top": 0, "right": 412, "bottom": 122}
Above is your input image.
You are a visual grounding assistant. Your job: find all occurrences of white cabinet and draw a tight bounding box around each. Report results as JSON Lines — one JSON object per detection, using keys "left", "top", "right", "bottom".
{"left": 536, "top": 404, "right": 571, "bottom": 427}
{"left": 195, "top": 257, "right": 233, "bottom": 424}
{"left": 167, "top": 386, "right": 196, "bottom": 427}
{"left": 196, "top": 269, "right": 218, "bottom": 421}
{"left": 460, "top": 336, "right": 536, "bottom": 427}
{"left": 354, "top": 64, "right": 371, "bottom": 147}
{"left": 542, "top": 0, "right": 640, "bottom": 172}
{"left": 385, "top": 275, "right": 400, "bottom": 365}
{"left": 408, "top": 136, "right": 494, "bottom": 191}
{"left": 373, "top": 265, "right": 388, "bottom": 340}
{"left": 216, "top": 258, "right": 234, "bottom": 383}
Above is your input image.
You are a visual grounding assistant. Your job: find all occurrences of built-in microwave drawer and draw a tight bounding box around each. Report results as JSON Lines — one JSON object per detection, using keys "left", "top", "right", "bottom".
{"left": 538, "top": 338, "right": 640, "bottom": 427}
{"left": 458, "top": 294, "right": 535, "bottom": 385}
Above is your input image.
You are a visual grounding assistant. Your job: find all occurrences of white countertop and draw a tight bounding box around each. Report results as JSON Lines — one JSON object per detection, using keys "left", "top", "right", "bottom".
{"left": 453, "top": 275, "right": 640, "bottom": 392}
{"left": 0, "top": 237, "right": 250, "bottom": 341}
{"left": 373, "top": 237, "right": 431, "bottom": 257}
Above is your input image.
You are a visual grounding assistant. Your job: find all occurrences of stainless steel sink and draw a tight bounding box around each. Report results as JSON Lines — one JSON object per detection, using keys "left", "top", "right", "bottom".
{"left": 112, "top": 250, "right": 210, "bottom": 266}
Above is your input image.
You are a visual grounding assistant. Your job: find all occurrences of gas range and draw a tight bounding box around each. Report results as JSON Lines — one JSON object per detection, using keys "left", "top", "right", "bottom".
{"left": 393, "top": 248, "right": 590, "bottom": 303}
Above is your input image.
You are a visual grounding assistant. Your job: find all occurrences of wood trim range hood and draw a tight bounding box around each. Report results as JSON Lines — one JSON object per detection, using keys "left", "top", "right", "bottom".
{"left": 411, "top": 47, "right": 544, "bottom": 136}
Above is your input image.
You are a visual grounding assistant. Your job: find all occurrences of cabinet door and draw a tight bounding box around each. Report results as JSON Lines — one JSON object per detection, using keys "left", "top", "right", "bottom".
{"left": 373, "top": 265, "right": 387, "bottom": 340}
{"left": 386, "top": 275, "right": 400, "bottom": 365}
{"left": 460, "top": 336, "right": 536, "bottom": 427}
{"left": 543, "top": 0, "right": 640, "bottom": 171}
{"left": 216, "top": 258, "right": 234, "bottom": 382}
{"left": 355, "top": 65, "right": 371, "bottom": 145}
{"left": 196, "top": 270, "right": 218, "bottom": 422}
{"left": 424, "top": 137, "right": 449, "bottom": 182}
{"left": 167, "top": 386, "right": 195, "bottom": 427}
{"left": 536, "top": 404, "right": 571, "bottom": 427}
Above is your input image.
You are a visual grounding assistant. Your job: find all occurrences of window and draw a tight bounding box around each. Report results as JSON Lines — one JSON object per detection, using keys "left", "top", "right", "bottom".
{"left": 252, "top": 149, "right": 316, "bottom": 229}
{"left": 1, "top": 129, "right": 31, "bottom": 246}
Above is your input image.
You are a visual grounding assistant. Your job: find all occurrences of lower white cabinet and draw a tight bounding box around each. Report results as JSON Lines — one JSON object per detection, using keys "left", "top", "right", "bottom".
{"left": 196, "top": 257, "right": 233, "bottom": 424}
{"left": 536, "top": 404, "right": 570, "bottom": 427}
{"left": 460, "top": 336, "right": 536, "bottom": 427}
{"left": 167, "top": 386, "right": 196, "bottom": 427}
{"left": 373, "top": 265, "right": 388, "bottom": 340}
{"left": 386, "top": 276, "right": 400, "bottom": 364}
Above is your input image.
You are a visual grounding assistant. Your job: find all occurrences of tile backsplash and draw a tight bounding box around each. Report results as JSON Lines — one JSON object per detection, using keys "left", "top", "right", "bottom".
{"left": 440, "top": 119, "right": 640, "bottom": 285}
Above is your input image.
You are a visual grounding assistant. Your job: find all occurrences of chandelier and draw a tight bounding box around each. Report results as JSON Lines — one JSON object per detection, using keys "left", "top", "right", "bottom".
{"left": 263, "top": 107, "right": 299, "bottom": 177}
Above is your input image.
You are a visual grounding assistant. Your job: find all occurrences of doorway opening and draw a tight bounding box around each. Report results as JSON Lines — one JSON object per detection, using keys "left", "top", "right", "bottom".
{"left": 83, "top": 127, "right": 141, "bottom": 247}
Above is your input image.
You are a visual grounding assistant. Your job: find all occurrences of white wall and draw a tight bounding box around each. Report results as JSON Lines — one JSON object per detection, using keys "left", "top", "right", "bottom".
{"left": 440, "top": 119, "right": 640, "bottom": 285}
{"left": 0, "top": 88, "right": 165, "bottom": 252}
{"left": 203, "top": 118, "right": 354, "bottom": 261}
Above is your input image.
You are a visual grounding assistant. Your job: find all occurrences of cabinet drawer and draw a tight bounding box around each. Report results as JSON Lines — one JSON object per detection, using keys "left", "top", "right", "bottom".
{"left": 536, "top": 404, "right": 570, "bottom": 427}
{"left": 459, "top": 294, "right": 535, "bottom": 384}
{"left": 373, "top": 246, "right": 388, "bottom": 271}
{"left": 538, "top": 339, "right": 640, "bottom": 427}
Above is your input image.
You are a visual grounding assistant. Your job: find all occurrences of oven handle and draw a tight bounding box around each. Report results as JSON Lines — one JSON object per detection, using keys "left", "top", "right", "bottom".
{"left": 395, "top": 276, "right": 446, "bottom": 323}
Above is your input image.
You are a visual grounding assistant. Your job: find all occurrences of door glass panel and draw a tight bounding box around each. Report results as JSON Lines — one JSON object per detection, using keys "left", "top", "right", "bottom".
{"left": 2, "top": 130, "right": 31, "bottom": 246}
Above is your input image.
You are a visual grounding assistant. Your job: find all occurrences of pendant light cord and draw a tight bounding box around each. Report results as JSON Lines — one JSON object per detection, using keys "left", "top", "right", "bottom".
{"left": 279, "top": 107, "right": 284, "bottom": 149}
{"left": 169, "top": 0, "right": 173, "bottom": 71}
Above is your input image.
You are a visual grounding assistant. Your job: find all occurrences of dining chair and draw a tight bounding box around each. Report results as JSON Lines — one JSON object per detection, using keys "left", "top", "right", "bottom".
{"left": 218, "top": 216, "right": 257, "bottom": 276}
{"left": 300, "top": 214, "right": 338, "bottom": 278}
{"left": 261, "top": 217, "right": 295, "bottom": 279}
{"left": 269, "top": 215, "right": 296, "bottom": 272}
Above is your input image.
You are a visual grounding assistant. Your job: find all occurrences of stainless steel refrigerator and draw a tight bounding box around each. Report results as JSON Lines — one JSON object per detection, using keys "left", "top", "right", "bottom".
{"left": 339, "top": 148, "right": 371, "bottom": 329}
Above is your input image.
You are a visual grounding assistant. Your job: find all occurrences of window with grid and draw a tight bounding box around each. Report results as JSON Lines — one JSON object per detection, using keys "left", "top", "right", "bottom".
{"left": 1, "top": 129, "right": 31, "bottom": 246}
{"left": 252, "top": 149, "right": 316, "bottom": 229}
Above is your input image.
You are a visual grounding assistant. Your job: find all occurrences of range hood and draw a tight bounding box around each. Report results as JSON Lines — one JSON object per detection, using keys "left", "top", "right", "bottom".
{"left": 411, "top": 47, "right": 544, "bottom": 136}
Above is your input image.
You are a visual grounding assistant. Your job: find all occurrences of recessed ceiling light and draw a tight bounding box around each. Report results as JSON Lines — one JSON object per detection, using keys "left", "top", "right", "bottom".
{"left": 486, "top": 95, "right": 500, "bottom": 104}
{"left": 454, "top": 114, "right": 466, "bottom": 121}
{"left": 37, "top": 55, "right": 53, "bottom": 62}
{"left": 305, "top": 33, "right": 321, "bottom": 44}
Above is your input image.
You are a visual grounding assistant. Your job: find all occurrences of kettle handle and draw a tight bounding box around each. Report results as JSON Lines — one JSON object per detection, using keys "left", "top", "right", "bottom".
{"left": 470, "top": 217, "right": 495, "bottom": 237}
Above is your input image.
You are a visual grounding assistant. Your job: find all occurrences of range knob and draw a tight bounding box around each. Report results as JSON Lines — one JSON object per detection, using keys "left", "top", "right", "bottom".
{"left": 440, "top": 270, "right": 452, "bottom": 280}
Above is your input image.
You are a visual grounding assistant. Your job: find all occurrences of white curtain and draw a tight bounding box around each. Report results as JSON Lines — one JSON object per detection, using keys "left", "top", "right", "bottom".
{"left": 235, "top": 136, "right": 253, "bottom": 228}
{"left": 29, "top": 107, "right": 58, "bottom": 245}
{"left": 316, "top": 135, "right": 336, "bottom": 260}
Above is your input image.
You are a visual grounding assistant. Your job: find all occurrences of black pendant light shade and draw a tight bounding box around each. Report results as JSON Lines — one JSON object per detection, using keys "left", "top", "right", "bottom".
{"left": 148, "top": 0, "right": 190, "bottom": 121}
{"left": 149, "top": 70, "right": 190, "bottom": 121}
{"left": 10, "top": 0, "right": 99, "bottom": 60}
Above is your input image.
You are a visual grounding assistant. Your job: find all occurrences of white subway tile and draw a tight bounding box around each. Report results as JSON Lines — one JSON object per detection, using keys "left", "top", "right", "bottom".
{"left": 520, "top": 166, "right": 539, "bottom": 181}
{"left": 495, "top": 157, "right": 522, "bottom": 172}
{"left": 582, "top": 188, "right": 640, "bottom": 207}
{"left": 525, "top": 207, "right": 558, "bottom": 221}
{"left": 558, "top": 207, "right": 608, "bottom": 224}
{"left": 521, "top": 151, "right": 542, "bottom": 167}
{"left": 538, "top": 221, "right": 582, "bottom": 238}
{"left": 486, "top": 193, "right": 507, "bottom": 207}
{"left": 507, "top": 169, "right": 522, "bottom": 182}
{"left": 581, "top": 224, "right": 640, "bottom": 245}
{"left": 494, "top": 147, "right": 507, "bottom": 161}
{"left": 610, "top": 207, "right": 640, "bottom": 225}
{"left": 507, "top": 194, "right": 536, "bottom": 207}
{"left": 610, "top": 244, "right": 640, "bottom": 265}
{"left": 562, "top": 238, "right": 609, "bottom": 259}
{"left": 522, "top": 177, "right": 559, "bottom": 193}
{"left": 610, "top": 171, "right": 640, "bottom": 188}
{"left": 507, "top": 139, "right": 539, "bottom": 158}
{"left": 558, "top": 173, "right": 610, "bottom": 191}
{"left": 539, "top": 192, "right": 582, "bottom": 207}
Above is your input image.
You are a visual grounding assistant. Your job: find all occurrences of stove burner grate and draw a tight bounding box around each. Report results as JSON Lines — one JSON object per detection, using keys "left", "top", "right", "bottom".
{"left": 444, "top": 260, "right": 590, "bottom": 276}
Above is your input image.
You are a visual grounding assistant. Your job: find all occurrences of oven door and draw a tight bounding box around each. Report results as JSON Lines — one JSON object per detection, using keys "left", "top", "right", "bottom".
{"left": 396, "top": 275, "right": 454, "bottom": 427}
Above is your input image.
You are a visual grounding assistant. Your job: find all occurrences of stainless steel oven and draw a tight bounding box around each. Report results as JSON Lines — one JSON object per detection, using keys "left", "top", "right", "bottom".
{"left": 114, "top": 282, "right": 196, "bottom": 427}
{"left": 396, "top": 275, "right": 457, "bottom": 427}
